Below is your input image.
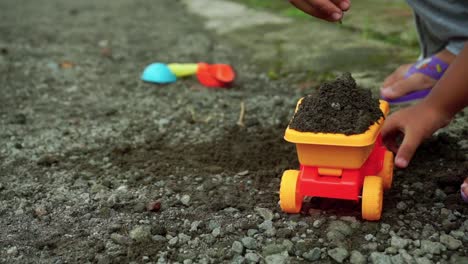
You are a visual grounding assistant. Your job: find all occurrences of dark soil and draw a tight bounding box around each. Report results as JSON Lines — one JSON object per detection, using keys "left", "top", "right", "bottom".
{"left": 289, "top": 73, "right": 384, "bottom": 135}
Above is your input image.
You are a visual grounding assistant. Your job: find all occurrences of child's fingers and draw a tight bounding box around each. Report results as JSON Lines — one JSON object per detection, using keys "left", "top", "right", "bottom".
{"left": 289, "top": 0, "right": 342, "bottom": 21}
{"left": 381, "top": 117, "right": 403, "bottom": 155}
{"left": 306, "top": 0, "right": 343, "bottom": 20}
{"left": 394, "top": 128, "right": 422, "bottom": 168}
{"left": 331, "top": 0, "right": 350, "bottom": 11}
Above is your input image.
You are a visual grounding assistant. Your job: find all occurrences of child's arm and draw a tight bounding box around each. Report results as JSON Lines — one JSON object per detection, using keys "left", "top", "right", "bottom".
{"left": 288, "top": 0, "right": 350, "bottom": 22}
{"left": 382, "top": 43, "right": 468, "bottom": 168}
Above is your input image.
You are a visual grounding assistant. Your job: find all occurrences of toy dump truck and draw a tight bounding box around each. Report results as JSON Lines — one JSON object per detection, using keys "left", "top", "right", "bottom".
{"left": 279, "top": 99, "right": 394, "bottom": 221}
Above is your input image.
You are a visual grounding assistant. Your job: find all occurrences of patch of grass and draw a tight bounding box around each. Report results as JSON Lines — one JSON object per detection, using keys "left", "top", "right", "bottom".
{"left": 231, "top": 0, "right": 419, "bottom": 50}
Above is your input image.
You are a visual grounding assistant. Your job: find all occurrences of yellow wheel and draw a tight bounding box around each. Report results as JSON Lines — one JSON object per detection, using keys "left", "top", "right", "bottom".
{"left": 378, "top": 151, "right": 394, "bottom": 190}
{"left": 280, "top": 170, "right": 302, "bottom": 213}
{"left": 362, "top": 176, "right": 383, "bottom": 221}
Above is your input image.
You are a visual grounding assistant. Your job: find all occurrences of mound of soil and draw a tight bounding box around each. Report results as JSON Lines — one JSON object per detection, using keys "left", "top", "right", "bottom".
{"left": 289, "top": 73, "right": 384, "bottom": 135}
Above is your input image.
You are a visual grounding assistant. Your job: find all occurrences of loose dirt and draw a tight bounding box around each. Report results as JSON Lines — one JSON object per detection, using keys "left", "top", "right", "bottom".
{"left": 289, "top": 73, "right": 384, "bottom": 135}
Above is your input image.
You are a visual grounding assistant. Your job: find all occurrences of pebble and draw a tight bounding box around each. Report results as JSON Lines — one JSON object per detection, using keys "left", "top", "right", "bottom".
{"left": 190, "top": 221, "right": 202, "bottom": 232}
{"left": 241, "top": 237, "right": 257, "bottom": 250}
{"left": 265, "top": 252, "right": 288, "bottom": 264}
{"left": 146, "top": 201, "right": 161, "bottom": 212}
{"left": 420, "top": 240, "right": 445, "bottom": 255}
{"left": 434, "top": 189, "right": 447, "bottom": 201}
{"left": 276, "top": 228, "right": 293, "bottom": 238}
{"left": 313, "top": 219, "right": 326, "bottom": 228}
{"left": 439, "top": 234, "right": 462, "bottom": 250}
{"left": 328, "top": 220, "right": 353, "bottom": 236}
{"left": 212, "top": 227, "right": 221, "bottom": 237}
{"left": 168, "top": 236, "right": 178, "bottom": 246}
{"left": 180, "top": 194, "right": 191, "bottom": 206}
{"left": 398, "top": 250, "right": 414, "bottom": 263}
{"left": 245, "top": 252, "right": 260, "bottom": 263}
{"left": 110, "top": 233, "right": 131, "bottom": 245}
{"left": 302, "top": 247, "right": 321, "bottom": 261}
{"left": 415, "top": 257, "right": 432, "bottom": 264}
{"left": 178, "top": 233, "right": 191, "bottom": 244}
{"left": 129, "top": 225, "right": 151, "bottom": 243}
{"left": 391, "top": 235, "right": 409, "bottom": 249}
{"left": 364, "top": 234, "right": 375, "bottom": 241}
{"left": 231, "top": 255, "right": 245, "bottom": 264}
{"left": 262, "top": 243, "right": 287, "bottom": 256}
{"left": 327, "top": 247, "right": 349, "bottom": 263}
{"left": 231, "top": 241, "right": 244, "bottom": 255}
{"left": 7, "top": 246, "right": 18, "bottom": 256}
{"left": 369, "top": 252, "right": 392, "bottom": 264}
{"left": 349, "top": 250, "right": 366, "bottom": 264}
{"left": 34, "top": 206, "right": 48, "bottom": 217}
{"left": 390, "top": 254, "right": 404, "bottom": 264}
{"left": 255, "top": 207, "right": 273, "bottom": 221}
{"left": 258, "top": 220, "right": 273, "bottom": 230}
{"left": 396, "top": 202, "right": 407, "bottom": 211}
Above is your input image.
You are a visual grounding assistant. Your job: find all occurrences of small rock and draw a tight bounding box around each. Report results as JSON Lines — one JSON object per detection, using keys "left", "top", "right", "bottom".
{"left": 10, "top": 113, "right": 26, "bottom": 125}
{"left": 439, "top": 234, "right": 462, "bottom": 250}
{"left": 350, "top": 250, "right": 366, "bottom": 264}
{"left": 313, "top": 219, "right": 326, "bottom": 228}
{"left": 328, "top": 247, "right": 349, "bottom": 263}
{"left": 415, "top": 257, "right": 432, "bottom": 264}
{"left": 110, "top": 233, "right": 131, "bottom": 245}
{"left": 265, "top": 252, "right": 288, "bottom": 264}
{"left": 231, "top": 255, "right": 245, "bottom": 264}
{"left": 380, "top": 223, "right": 391, "bottom": 234}
{"left": 255, "top": 207, "right": 274, "bottom": 221}
{"left": 152, "top": 235, "right": 166, "bottom": 242}
{"left": 369, "top": 252, "right": 392, "bottom": 264}
{"left": 364, "top": 234, "right": 375, "bottom": 241}
{"left": 391, "top": 235, "right": 409, "bottom": 249}
{"left": 385, "top": 247, "right": 398, "bottom": 255}
{"left": 303, "top": 247, "right": 321, "bottom": 261}
{"left": 190, "top": 221, "right": 202, "bottom": 232}
{"left": 34, "top": 206, "right": 48, "bottom": 217}
{"left": 328, "top": 220, "right": 353, "bottom": 236}
{"left": 263, "top": 243, "right": 287, "bottom": 256}
{"left": 245, "top": 252, "right": 260, "bottom": 263}
{"left": 168, "top": 236, "right": 178, "bottom": 246}
{"left": 231, "top": 241, "right": 244, "bottom": 255}
{"left": 258, "top": 220, "right": 273, "bottom": 230}
{"left": 129, "top": 225, "right": 151, "bottom": 243}
{"left": 241, "top": 237, "right": 257, "bottom": 250}
{"left": 6, "top": 246, "right": 18, "bottom": 256}
{"left": 420, "top": 240, "right": 445, "bottom": 255}
{"left": 180, "top": 194, "right": 191, "bottom": 206}
{"left": 390, "top": 254, "right": 404, "bottom": 264}
{"left": 37, "top": 155, "right": 59, "bottom": 166}
{"left": 398, "top": 250, "right": 414, "bottom": 263}
{"left": 434, "top": 189, "right": 447, "bottom": 201}
{"left": 146, "top": 201, "right": 161, "bottom": 212}
{"left": 212, "top": 227, "right": 221, "bottom": 237}
{"left": 178, "top": 233, "right": 191, "bottom": 244}
{"left": 396, "top": 202, "right": 407, "bottom": 211}
{"left": 276, "top": 228, "right": 293, "bottom": 238}
{"left": 237, "top": 170, "right": 249, "bottom": 176}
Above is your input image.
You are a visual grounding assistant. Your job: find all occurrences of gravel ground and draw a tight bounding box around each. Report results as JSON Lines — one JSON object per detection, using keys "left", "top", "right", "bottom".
{"left": 1, "top": 0, "right": 467, "bottom": 263}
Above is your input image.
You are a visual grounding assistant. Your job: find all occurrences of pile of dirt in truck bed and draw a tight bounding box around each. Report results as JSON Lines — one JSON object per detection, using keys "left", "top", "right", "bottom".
{"left": 289, "top": 72, "right": 384, "bottom": 135}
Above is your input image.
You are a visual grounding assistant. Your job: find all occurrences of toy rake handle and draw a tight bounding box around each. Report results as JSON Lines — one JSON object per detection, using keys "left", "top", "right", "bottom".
{"left": 167, "top": 63, "right": 198, "bottom": 77}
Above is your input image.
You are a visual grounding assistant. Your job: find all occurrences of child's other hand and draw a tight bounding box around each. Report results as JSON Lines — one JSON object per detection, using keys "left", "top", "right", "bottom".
{"left": 288, "top": 0, "right": 350, "bottom": 22}
{"left": 381, "top": 103, "right": 452, "bottom": 168}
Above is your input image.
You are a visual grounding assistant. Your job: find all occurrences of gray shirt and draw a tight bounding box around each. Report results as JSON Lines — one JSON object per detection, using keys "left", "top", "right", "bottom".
{"left": 407, "top": 0, "right": 468, "bottom": 56}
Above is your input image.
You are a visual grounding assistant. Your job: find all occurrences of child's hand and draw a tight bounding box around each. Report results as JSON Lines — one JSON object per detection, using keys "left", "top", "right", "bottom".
{"left": 381, "top": 102, "right": 452, "bottom": 168}
{"left": 288, "top": 0, "right": 350, "bottom": 22}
